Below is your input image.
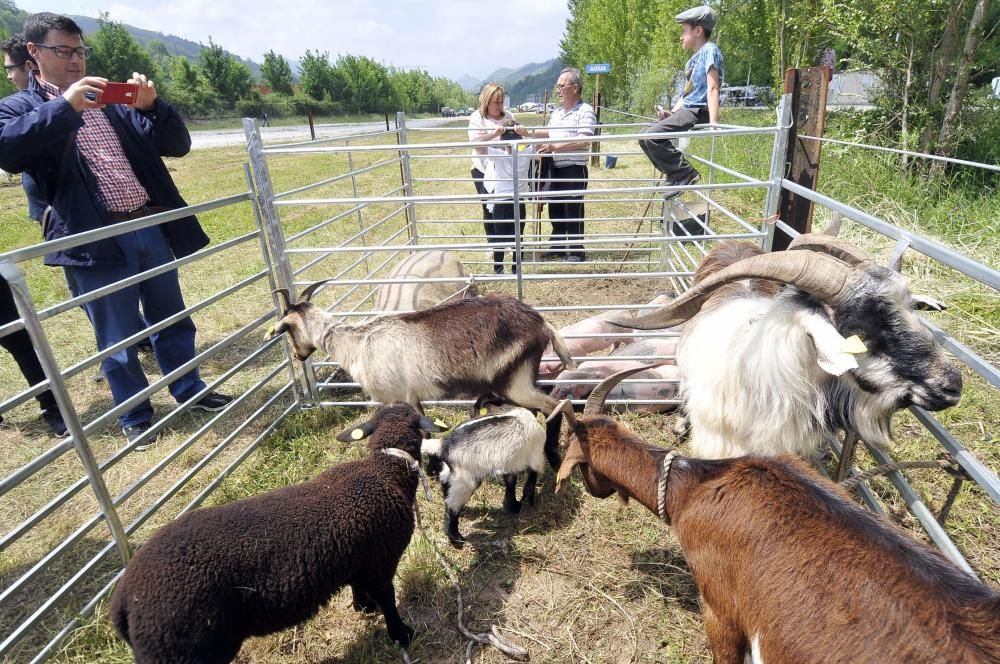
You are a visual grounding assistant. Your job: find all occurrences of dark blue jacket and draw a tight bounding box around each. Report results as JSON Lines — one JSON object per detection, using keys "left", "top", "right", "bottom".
{"left": 0, "top": 76, "right": 209, "bottom": 267}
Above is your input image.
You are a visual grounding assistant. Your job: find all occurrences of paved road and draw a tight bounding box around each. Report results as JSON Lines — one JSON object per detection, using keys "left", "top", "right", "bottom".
{"left": 189, "top": 117, "right": 458, "bottom": 150}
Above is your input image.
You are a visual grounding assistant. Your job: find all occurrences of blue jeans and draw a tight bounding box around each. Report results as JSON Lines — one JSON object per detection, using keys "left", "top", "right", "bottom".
{"left": 64, "top": 226, "right": 205, "bottom": 428}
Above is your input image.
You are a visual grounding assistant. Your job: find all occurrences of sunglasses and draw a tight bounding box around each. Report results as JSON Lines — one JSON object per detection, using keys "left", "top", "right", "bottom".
{"left": 34, "top": 44, "right": 92, "bottom": 60}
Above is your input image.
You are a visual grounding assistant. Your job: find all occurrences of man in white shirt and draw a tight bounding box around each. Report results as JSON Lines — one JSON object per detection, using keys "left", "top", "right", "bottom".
{"left": 534, "top": 68, "right": 595, "bottom": 262}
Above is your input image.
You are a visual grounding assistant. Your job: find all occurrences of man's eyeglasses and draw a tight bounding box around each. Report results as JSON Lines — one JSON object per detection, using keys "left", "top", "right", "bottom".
{"left": 556, "top": 83, "right": 577, "bottom": 89}
{"left": 3, "top": 63, "right": 24, "bottom": 72}
{"left": 34, "top": 44, "right": 91, "bottom": 60}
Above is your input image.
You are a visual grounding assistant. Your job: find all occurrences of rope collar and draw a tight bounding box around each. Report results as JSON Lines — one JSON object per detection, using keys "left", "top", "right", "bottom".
{"left": 381, "top": 448, "right": 433, "bottom": 500}
{"left": 657, "top": 450, "right": 680, "bottom": 522}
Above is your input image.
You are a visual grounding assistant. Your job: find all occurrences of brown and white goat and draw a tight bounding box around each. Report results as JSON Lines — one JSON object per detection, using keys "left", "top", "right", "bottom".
{"left": 551, "top": 367, "right": 1000, "bottom": 664}
{"left": 614, "top": 234, "right": 963, "bottom": 459}
{"left": 268, "top": 282, "right": 575, "bottom": 464}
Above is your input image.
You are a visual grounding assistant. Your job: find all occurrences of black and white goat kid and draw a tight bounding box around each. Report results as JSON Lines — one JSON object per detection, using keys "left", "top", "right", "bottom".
{"left": 615, "top": 234, "right": 963, "bottom": 459}
{"left": 423, "top": 397, "right": 546, "bottom": 547}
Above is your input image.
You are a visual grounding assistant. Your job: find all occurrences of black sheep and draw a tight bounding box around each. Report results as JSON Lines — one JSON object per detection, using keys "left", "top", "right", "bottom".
{"left": 109, "top": 403, "right": 447, "bottom": 664}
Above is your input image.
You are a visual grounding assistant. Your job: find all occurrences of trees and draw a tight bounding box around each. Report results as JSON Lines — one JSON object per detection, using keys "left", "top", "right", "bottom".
{"left": 198, "top": 37, "right": 254, "bottom": 108}
{"left": 260, "top": 49, "right": 293, "bottom": 95}
{"left": 559, "top": 0, "right": 999, "bottom": 167}
{"left": 298, "top": 49, "right": 332, "bottom": 101}
{"left": 333, "top": 55, "right": 398, "bottom": 113}
{"left": 86, "top": 14, "right": 158, "bottom": 82}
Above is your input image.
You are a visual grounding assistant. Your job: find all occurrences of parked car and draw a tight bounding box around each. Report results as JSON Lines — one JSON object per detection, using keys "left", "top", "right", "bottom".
{"left": 720, "top": 86, "right": 772, "bottom": 107}
{"left": 440, "top": 107, "right": 456, "bottom": 117}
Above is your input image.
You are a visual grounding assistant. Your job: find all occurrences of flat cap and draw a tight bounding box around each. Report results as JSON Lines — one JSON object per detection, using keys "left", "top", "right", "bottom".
{"left": 675, "top": 5, "right": 717, "bottom": 32}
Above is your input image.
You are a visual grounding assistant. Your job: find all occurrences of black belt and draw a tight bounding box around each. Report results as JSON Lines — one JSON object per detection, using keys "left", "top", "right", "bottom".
{"left": 108, "top": 205, "right": 169, "bottom": 223}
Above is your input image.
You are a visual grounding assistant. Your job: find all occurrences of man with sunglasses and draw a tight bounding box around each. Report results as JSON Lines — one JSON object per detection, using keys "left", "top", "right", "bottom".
{"left": 0, "top": 13, "right": 232, "bottom": 447}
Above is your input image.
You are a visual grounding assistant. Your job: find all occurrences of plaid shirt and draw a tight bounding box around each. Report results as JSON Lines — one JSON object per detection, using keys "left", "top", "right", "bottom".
{"left": 36, "top": 77, "right": 149, "bottom": 213}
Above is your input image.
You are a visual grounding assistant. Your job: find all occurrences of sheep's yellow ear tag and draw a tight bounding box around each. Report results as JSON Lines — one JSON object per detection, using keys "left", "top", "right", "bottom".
{"left": 265, "top": 325, "right": 275, "bottom": 338}
{"left": 433, "top": 418, "right": 449, "bottom": 430}
{"left": 840, "top": 335, "right": 867, "bottom": 355}
{"left": 479, "top": 407, "right": 489, "bottom": 416}
{"left": 350, "top": 428, "right": 364, "bottom": 440}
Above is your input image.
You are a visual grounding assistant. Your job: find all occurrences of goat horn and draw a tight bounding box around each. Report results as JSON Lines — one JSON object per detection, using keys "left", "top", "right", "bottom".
{"left": 273, "top": 288, "right": 292, "bottom": 310}
{"left": 548, "top": 399, "right": 578, "bottom": 431}
{"left": 614, "top": 251, "right": 858, "bottom": 330}
{"left": 584, "top": 365, "right": 663, "bottom": 416}
{"left": 823, "top": 212, "right": 844, "bottom": 237}
{"left": 299, "top": 278, "right": 337, "bottom": 303}
{"left": 788, "top": 232, "right": 870, "bottom": 267}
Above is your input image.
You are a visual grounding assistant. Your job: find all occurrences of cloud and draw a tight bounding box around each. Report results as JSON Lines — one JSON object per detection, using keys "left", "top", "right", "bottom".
{"left": 18, "top": 0, "right": 569, "bottom": 80}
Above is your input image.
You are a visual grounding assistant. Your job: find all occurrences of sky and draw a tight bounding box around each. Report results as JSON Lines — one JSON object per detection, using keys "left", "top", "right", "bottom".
{"left": 15, "top": 0, "right": 571, "bottom": 82}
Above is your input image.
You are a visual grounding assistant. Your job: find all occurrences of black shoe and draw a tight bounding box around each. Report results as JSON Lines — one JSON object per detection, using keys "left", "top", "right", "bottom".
{"left": 664, "top": 170, "right": 701, "bottom": 200}
{"left": 192, "top": 392, "right": 234, "bottom": 412}
{"left": 493, "top": 265, "right": 504, "bottom": 275}
{"left": 123, "top": 422, "right": 157, "bottom": 450}
{"left": 136, "top": 337, "right": 153, "bottom": 353}
{"left": 566, "top": 254, "right": 584, "bottom": 263}
{"left": 41, "top": 408, "right": 69, "bottom": 438}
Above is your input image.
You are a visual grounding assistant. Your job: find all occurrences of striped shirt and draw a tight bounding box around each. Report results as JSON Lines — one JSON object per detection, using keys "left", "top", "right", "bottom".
{"left": 546, "top": 101, "right": 596, "bottom": 168}
{"left": 36, "top": 77, "right": 149, "bottom": 213}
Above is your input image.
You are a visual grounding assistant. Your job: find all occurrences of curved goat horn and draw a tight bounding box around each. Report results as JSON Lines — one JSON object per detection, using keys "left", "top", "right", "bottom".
{"left": 584, "top": 365, "right": 663, "bottom": 416}
{"left": 299, "top": 278, "right": 337, "bottom": 303}
{"left": 273, "top": 288, "right": 292, "bottom": 310}
{"left": 613, "top": 251, "right": 858, "bottom": 330}
{"left": 788, "top": 232, "right": 870, "bottom": 267}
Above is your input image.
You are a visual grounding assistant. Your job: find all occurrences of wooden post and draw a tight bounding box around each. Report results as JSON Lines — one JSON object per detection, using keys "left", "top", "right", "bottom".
{"left": 591, "top": 86, "right": 602, "bottom": 167}
{"left": 307, "top": 111, "right": 316, "bottom": 141}
{"left": 772, "top": 66, "right": 831, "bottom": 251}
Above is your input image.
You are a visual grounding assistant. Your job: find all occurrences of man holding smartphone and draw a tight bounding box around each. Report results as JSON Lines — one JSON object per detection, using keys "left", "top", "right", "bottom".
{"left": 0, "top": 13, "right": 232, "bottom": 447}
{"left": 640, "top": 6, "right": 723, "bottom": 199}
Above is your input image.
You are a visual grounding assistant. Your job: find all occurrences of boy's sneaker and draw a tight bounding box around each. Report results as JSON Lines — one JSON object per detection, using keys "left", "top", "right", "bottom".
{"left": 123, "top": 422, "right": 157, "bottom": 450}
{"left": 192, "top": 392, "right": 234, "bottom": 412}
{"left": 41, "top": 408, "right": 69, "bottom": 438}
{"left": 664, "top": 170, "right": 701, "bottom": 200}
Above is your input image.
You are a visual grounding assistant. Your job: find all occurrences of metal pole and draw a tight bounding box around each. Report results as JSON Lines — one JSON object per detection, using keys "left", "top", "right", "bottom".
{"left": 762, "top": 94, "right": 792, "bottom": 252}
{"left": 0, "top": 261, "right": 132, "bottom": 565}
{"left": 242, "top": 163, "right": 303, "bottom": 402}
{"left": 243, "top": 118, "right": 319, "bottom": 402}
{"left": 396, "top": 111, "right": 419, "bottom": 245}
{"left": 512, "top": 145, "right": 523, "bottom": 300}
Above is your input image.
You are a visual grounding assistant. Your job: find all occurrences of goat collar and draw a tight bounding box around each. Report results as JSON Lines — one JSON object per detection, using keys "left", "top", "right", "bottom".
{"left": 381, "top": 448, "right": 433, "bottom": 501}
{"left": 657, "top": 450, "right": 681, "bottom": 523}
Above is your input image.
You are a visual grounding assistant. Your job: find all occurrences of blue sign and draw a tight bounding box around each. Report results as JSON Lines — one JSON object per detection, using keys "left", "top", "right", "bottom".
{"left": 585, "top": 63, "right": 612, "bottom": 75}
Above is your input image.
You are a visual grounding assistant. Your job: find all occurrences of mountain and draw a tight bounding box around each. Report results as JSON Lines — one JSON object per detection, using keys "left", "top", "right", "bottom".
{"left": 481, "top": 59, "right": 560, "bottom": 90}
{"left": 478, "top": 58, "right": 563, "bottom": 104}
{"left": 457, "top": 74, "right": 480, "bottom": 92}
{"left": 68, "top": 15, "right": 262, "bottom": 77}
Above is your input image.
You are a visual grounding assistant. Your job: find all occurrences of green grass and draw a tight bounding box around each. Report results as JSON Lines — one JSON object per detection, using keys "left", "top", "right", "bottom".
{"left": 0, "top": 111, "right": 996, "bottom": 663}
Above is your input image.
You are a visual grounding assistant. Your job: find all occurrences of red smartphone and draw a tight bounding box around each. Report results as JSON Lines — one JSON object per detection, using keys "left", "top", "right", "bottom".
{"left": 98, "top": 82, "right": 140, "bottom": 105}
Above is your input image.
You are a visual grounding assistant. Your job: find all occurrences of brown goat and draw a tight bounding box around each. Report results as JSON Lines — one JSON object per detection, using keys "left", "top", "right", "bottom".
{"left": 551, "top": 367, "right": 1000, "bottom": 664}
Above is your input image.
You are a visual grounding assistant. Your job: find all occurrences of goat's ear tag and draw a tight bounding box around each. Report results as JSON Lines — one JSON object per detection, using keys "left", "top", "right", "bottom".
{"left": 840, "top": 335, "right": 867, "bottom": 354}
{"left": 265, "top": 325, "right": 275, "bottom": 339}
{"left": 433, "top": 418, "right": 449, "bottom": 430}
{"left": 350, "top": 428, "right": 364, "bottom": 440}
{"left": 479, "top": 407, "right": 488, "bottom": 416}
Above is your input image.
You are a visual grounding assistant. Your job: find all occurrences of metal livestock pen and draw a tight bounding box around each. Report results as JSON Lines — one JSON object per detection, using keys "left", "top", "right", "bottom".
{"left": 0, "top": 97, "right": 997, "bottom": 661}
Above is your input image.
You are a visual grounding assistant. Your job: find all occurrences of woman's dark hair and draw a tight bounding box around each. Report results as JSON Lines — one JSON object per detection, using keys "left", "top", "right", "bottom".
{"left": 24, "top": 13, "right": 84, "bottom": 44}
